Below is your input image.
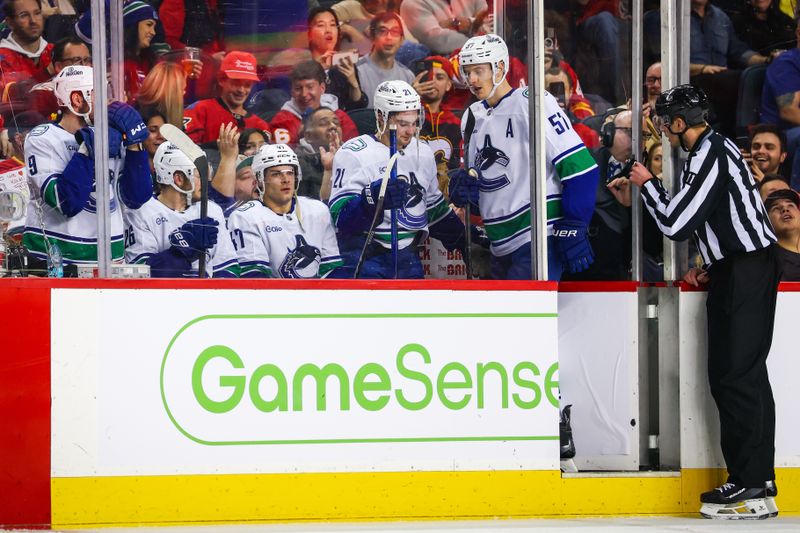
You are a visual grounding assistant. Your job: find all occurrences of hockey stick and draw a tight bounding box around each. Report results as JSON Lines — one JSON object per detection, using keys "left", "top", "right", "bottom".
{"left": 353, "top": 151, "right": 400, "bottom": 278}
{"left": 462, "top": 108, "right": 476, "bottom": 280}
{"left": 389, "top": 124, "right": 399, "bottom": 278}
{"left": 158, "top": 123, "right": 210, "bottom": 278}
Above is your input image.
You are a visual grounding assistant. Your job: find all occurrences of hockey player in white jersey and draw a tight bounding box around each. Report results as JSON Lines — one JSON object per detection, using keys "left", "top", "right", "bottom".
{"left": 227, "top": 143, "right": 342, "bottom": 278}
{"left": 328, "top": 80, "right": 466, "bottom": 278}
{"left": 450, "top": 34, "right": 599, "bottom": 280}
{"left": 23, "top": 65, "right": 153, "bottom": 270}
{"left": 123, "top": 142, "right": 239, "bottom": 277}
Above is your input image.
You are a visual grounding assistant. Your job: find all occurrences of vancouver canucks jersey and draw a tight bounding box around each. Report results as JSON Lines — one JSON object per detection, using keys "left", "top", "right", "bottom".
{"left": 328, "top": 134, "right": 452, "bottom": 248}
{"left": 23, "top": 123, "right": 126, "bottom": 264}
{"left": 227, "top": 196, "right": 342, "bottom": 278}
{"left": 463, "top": 88, "right": 598, "bottom": 256}
{"left": 123, "top": 198, "right": 239, "bottom": 277}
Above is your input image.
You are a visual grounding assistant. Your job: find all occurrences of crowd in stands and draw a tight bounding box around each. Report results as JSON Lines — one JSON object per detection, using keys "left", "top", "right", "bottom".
{"left": 1, "top": 0, "right": 800, "bottom": 281}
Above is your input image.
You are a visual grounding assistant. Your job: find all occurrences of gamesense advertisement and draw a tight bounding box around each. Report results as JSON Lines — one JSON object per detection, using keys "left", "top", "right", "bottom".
{"left": 51, "top": 288, "right": 560, "bottom": 476}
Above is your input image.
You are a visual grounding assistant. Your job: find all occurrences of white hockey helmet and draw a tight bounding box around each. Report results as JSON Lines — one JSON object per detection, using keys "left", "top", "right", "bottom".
{"left": 458, "top": 34, "right": 509, "bottom": 100}
{"left": 53, "top": 65, "right": 94, "bottom": 123}
{"left": 154, "top": 142, "right": 197, "bottom": 204}
{"left": 252, "top": 143, "right": 302, "bottom": 197}
{"left": 373, "top": 80, "right": 424, "bottom": 137}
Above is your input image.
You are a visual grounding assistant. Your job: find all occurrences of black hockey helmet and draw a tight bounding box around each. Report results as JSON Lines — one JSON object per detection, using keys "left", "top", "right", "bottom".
{"left": 655, "top": 84, "right": 709, "bottom": 127}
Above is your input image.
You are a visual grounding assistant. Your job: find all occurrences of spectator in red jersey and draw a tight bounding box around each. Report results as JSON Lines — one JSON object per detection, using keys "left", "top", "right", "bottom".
{"left": 412, "top": 55, "right": 462, "bottom": 194}
{"left": 183, "top": 51, "right": 273, "bottom": 146}
{"left": 270, "top": 60, "right": 358, "bottom": 146}
{"left": 0, "top": 0, "right": 54, "bottom": 100}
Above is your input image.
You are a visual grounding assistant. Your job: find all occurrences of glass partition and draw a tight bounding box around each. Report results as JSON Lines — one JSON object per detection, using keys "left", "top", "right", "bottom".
{"left": 0, "top": 0, "right": 692, "bottom": 281}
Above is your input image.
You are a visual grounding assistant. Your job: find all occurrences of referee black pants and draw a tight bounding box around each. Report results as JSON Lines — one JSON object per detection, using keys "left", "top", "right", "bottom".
{"left": 706, "top": 245, "right": 781, "bottom": 487}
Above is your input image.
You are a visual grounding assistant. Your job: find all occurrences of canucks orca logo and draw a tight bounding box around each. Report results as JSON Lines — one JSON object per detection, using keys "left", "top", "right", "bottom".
{"left": 279, "top": 234, "right": 321, "bottom": 278}
{"left": 85, "top": 192, "right": 118, "bottom": 214}
{"left": 474, "top": 136, "right": 511, "bottom": 192}
{"left": 84, "top": 171, "right": 118, "bottom": 214}
{"left": 397, "top": 173, "right": 427, "bottom": 229}
{"left": 474, "top": 144, "right": 510, "bottom": 172}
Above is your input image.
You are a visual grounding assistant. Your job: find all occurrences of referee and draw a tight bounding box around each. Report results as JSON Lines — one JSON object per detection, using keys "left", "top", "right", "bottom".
{"left": 629, "top": 85, "right": 781, "bottom": 519}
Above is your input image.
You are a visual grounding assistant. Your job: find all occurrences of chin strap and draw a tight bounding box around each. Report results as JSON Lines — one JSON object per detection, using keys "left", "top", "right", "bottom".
{"left": 666, "top": 123, "right": 691, "bottom": 152}
{"left": 470, "top": 64, "right": 506, "bottom": 101}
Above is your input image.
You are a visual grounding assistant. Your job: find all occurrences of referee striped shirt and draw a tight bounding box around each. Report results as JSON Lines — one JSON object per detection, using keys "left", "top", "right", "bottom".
{"left": 640, "top": 127, "right": 776, "bottom": 266}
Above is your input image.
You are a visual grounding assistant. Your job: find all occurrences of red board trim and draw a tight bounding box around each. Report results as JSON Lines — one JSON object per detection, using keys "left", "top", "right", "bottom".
{"left": 0, "top": 286, "right": 50, "bottom": 527}
{"left": 558, "top": 281, "right": 639, "bottom": 293}
{"left": 0, "top": 278, "right": 557, "bottom": 291}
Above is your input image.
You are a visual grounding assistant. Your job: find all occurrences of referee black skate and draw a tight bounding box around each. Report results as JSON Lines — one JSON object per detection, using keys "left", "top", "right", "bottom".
{"left": 629, "top": 85, "right": 781, "bottom": 520}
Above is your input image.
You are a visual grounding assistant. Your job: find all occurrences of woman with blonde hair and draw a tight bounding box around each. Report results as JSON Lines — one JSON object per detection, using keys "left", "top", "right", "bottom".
{"left": 136, "top": 61, "right": 187, "bottom": 128}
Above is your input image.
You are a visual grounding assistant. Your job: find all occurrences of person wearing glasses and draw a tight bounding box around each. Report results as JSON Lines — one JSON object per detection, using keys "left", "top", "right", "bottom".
{"left": 561, "top": 109, "right": 634, "bottom": 281}
{"left": 0, "top": 0, "right": 53, "bottom": 100}
{"left": 356, "top": 13, "right": 415, "bottom": 108}
{"left": 29, "top": 36, "right": 92, "bottom": 117}
{"left": 643, "top": 61, "right": 661, "bottom": 117}
{"left": 331, "top": 0, "right": 420, "bottom": 57}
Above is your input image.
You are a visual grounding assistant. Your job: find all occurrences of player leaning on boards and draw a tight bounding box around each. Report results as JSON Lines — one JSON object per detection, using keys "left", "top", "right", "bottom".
{"left": 227, "top": 144, "right": 342, "bottom": 278}
{"left": 23, "top": 65, "right": 152, "bottom": 270}
{"left": 328, "top": 80, "right": 466, "bottom": 279}
{"left": 629, "top": 85, "right": 780, "bottom": 520}
{"left": 448, "top": 34, "right": 599, "bottom": 280}
{"left": 123, "top": 142, "right": 239, "bottom": 278}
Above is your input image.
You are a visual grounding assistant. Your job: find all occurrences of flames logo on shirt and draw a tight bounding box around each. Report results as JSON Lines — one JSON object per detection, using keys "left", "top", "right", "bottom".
{"left": 279, "top": 234, "right": 321, "bottom": 278}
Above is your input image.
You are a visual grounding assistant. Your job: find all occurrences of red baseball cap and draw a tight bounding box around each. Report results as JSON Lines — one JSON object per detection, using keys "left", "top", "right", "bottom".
{"left": 220, "top": 51, "right": 260, "bottom": 81}
{"left": 425, "top": 55, "right": 456, "bottom": 80}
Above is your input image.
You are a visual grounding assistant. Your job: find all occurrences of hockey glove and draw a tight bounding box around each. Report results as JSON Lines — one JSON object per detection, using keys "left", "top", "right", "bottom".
{"left": 362, "top": 178, "right": 409, "bottom": 210}
{"left": 553, "top": 219, "right": 594, "bottom": 273}
{"left": 169, "top": 217, "right": 219, "bottom": 261}
{"left": 447, "top": 168, "right": 480, "bottom": 215}
{"left": 76, "top": 127, "right": 123, "bottom": 159}
{"left": 107, "top": 101, "right": 148, "bottom": 146}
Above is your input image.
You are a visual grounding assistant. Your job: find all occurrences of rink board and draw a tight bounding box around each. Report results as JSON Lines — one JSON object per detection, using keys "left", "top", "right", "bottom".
{"left": 5, "top": 280, "right": 800, "bottom": 527}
